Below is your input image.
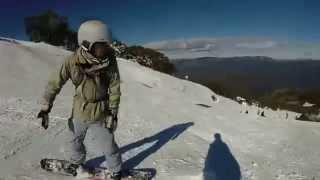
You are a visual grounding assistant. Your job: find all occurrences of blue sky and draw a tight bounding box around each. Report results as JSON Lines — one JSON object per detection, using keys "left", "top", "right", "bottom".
{"left": 0, "top": 0, "right": 319, "bottom": 45}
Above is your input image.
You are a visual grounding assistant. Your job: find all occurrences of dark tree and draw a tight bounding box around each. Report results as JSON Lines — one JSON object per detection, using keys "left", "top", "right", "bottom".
{"left": 124, "top": 46, "right": 176, "bottom": 74}
{"left": 24, "top": 10, "right": 78, "bottom": 50}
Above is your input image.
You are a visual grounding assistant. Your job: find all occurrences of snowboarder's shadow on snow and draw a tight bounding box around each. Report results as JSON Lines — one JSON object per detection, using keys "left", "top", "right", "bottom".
{"left": 85, "top": 122, "right": 194, "bottom": 173}
{"left": 203, "top": 133, "right": 241, "bottom": 180}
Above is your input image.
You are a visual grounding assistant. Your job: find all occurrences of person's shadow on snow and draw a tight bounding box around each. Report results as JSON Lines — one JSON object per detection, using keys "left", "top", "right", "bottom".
{"left": 121, "top": 122, "right": 194, "bottom": 169}
{"left": 85, "top": 122, "right": 194, "bottom": 170}
{"left": 203, "top": 133, "right": 241, "bottom": 180}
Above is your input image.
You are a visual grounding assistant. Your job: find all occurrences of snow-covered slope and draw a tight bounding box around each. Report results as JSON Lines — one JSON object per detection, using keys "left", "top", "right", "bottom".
{"left": 0, "top": 38, "right": 319, "bottom": 180}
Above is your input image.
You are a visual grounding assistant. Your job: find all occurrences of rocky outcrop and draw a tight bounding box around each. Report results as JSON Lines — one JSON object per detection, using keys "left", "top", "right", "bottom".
{"left": 110, "top": 41, "right": 175, "bottom": 74}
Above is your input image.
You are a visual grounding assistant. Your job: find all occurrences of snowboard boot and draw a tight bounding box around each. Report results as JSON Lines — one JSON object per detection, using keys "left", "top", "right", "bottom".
{"left": 103, "top": 169, "right": 122, "bottom": 180}
{"left": 109, "top": 171, "right": 121, "bottom": 180}
{"left": 92, "top": 168, "right": 106, "bottom": 180}
{"left": 75, "top": 166, "right": 91, "bottom": 179}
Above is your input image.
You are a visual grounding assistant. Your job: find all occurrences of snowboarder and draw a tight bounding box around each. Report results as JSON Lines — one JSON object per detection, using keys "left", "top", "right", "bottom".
{"left": 37, "top": 20, "right": 122, "bottom": 179}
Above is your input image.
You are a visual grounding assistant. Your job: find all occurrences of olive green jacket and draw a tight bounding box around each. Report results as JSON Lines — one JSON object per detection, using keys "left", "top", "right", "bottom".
{"left": 40, "top": 48, "right": 121, "bottom": 122}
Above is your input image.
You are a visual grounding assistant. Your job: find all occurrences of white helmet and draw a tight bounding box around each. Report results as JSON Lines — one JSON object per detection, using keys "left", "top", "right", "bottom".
{"left": 78, "top": 20, "right": 112, "bottom": 51}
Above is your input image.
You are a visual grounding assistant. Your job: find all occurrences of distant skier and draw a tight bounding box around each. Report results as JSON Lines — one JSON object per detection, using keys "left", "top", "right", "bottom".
{"left": 37, "top": 20, "right": 122, "bottom": 179}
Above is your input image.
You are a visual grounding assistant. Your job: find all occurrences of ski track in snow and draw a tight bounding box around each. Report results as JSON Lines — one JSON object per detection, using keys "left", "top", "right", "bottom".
{"left": 0, "top": 39, "right": 319, "bottom": 180}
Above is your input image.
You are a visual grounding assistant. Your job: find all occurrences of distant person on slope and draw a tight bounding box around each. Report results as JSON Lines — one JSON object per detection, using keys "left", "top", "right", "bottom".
{"left": 37, "top": 20, "right": 122, "bottom": 179}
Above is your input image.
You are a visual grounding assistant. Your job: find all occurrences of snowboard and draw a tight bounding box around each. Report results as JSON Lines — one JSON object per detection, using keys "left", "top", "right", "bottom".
{"left": 40, "top": 158, "right": 154, "bottom": 179}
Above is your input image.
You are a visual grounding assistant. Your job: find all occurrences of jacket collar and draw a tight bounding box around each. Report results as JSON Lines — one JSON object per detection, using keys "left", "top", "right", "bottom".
{"left": 76, "top": 47, "right": 110, "bottom": 65}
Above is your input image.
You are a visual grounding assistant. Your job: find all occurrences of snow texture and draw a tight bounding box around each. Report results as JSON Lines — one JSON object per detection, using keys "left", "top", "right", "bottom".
{"left": 0, "top": 38, "right": 319, "bottom": 180}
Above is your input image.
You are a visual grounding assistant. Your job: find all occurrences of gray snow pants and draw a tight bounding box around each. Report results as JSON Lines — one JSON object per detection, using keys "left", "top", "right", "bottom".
{"left": 67, "top": 118, "right": 122, "bottom": 173}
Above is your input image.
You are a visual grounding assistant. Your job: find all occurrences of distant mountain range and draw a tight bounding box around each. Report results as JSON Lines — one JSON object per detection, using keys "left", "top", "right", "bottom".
{"left": 173, "top": 56, "right": 320, "bottom": 115}
{"left": 144, "top": 38, "right": 320, "bottom": 60}
{"left": 174, "top": 56, "right": 320, "bottom": 93}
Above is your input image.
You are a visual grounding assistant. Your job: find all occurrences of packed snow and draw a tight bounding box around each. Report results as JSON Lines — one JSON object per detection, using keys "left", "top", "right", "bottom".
{"left": 0, "top": 38, "right": 319, "bottom": 180}
{"left": 302, "top": 102, "right": 315, "bottom": 108}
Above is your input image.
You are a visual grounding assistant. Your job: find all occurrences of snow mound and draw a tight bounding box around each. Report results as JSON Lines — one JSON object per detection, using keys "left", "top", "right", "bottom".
{"left": 0, "top": 38, "right": 72, "bottom": 97}
{"left": 0, "top": 39, "right": 319, "bottom": 180}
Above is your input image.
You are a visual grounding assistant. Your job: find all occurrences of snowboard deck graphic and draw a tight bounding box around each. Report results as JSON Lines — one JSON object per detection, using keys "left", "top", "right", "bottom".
{"left": 40, "top": 158, "right": 79, "bottom": 176}
{"left": 40, "top": 158, "right": 155, "bottom": 179}
{"left": 92, "top": 169, "right": 153, "bottom": 180}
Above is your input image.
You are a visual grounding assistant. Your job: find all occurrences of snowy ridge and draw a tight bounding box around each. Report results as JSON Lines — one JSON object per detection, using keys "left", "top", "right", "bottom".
{"left": 0, "top": 39, "right": 319, "bottom": 180}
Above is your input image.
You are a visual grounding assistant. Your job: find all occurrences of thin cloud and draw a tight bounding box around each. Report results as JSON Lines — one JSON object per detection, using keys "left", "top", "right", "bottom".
{"left": 235, "top": 41, "right": 277, "bottom": 49}
{"left": 144, "top": 38, "right": 320, "bottom": 60}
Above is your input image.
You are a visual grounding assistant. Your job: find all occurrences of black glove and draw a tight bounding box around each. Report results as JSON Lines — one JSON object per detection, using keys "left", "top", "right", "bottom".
{"left": 37, "top": 110, "right": 49, "bottom": 130}
{"left": 105, "top": 108, "right": 118, "bottom": 132}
